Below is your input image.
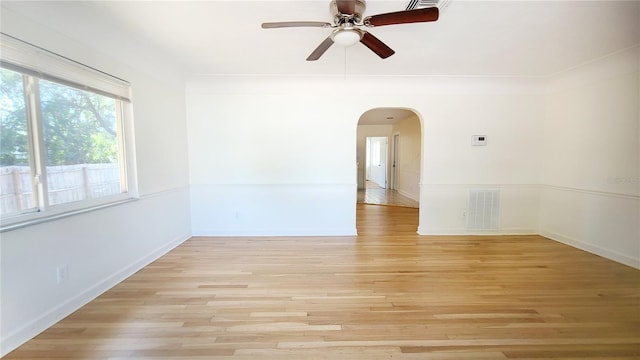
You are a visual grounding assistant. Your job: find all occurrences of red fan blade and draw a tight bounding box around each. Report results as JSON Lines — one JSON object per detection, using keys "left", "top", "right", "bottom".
{"left": 336, "top": 0, "right": 356, "bottom": 14}
{"left": 262, "top": 21, "right": 331, "bottom": 29}
{"left": 365, "top": 7, "right": 439, "bottom": 27}
{"left": 307, "top": 36, "right": 335, "bottom": 61}
{"left": 360, "top": 32, "right": 395, "bottom": 59}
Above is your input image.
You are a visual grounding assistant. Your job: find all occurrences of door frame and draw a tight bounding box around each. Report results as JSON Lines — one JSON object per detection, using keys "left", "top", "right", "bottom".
{"left": 390, "top": 133, "right": 400, "bottom": 190}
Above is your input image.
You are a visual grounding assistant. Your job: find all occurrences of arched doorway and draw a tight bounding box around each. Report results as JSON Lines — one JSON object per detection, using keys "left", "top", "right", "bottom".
{"left": 355, "top": 107, "right": 423, "bottom": 231}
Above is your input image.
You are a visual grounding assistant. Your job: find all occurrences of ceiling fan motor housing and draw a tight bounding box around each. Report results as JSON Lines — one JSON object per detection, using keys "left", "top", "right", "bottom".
{"left": 330, "top": 0, "right": 366, "bottom": 24}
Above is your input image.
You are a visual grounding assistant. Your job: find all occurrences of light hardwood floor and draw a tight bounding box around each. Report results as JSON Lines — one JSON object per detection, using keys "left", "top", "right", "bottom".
{"left": 6, "top": 204, "right": 640, "bottom": 359}
{"left": 357, "top": 180, "right": 419, "bottom": 208}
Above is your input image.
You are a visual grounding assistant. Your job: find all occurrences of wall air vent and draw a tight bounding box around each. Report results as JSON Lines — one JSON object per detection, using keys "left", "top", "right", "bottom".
{"left": 406, "top": 0, "right": 451, "bottom": 10}
{"left": 467, "top": 189, "right": 500, "bottom": 231}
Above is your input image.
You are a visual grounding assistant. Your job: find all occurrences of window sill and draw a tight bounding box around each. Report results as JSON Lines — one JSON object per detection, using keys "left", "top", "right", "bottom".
{"left": 0, "top": 196, "right": 139, "bottom": 233}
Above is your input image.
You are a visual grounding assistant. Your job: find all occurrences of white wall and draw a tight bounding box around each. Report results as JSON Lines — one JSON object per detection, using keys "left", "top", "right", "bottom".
{"left": 0, "top": 7, "right": 191, "bottom": 355}
{"left": 187, "top": 76, "right": 544, "bottom": 237}
{"left": 417, "top": 90, "right": 544, "bottom": 235}
{"left": 392, "top": 115, "right": 422, "bottom": 201}
{"left": 539, "top": 46, "right": 640, "bottom": 268}
{"left": 187, "top": 77, "right": 359, "bottom": 236}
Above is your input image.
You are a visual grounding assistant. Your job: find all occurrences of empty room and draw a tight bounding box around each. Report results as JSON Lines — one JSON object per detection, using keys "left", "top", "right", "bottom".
{"left": 1, "top": 0, "right": 639, "bottom": 358}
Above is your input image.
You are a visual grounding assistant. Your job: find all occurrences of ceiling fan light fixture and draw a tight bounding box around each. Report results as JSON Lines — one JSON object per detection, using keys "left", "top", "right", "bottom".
{"left": 332, "top": 28, "right": 361, "bottom": 47}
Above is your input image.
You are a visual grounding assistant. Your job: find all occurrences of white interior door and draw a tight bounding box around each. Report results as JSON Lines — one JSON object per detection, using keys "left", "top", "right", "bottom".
{"left": 367, "top": 137, "right": 387, "bottom": 188}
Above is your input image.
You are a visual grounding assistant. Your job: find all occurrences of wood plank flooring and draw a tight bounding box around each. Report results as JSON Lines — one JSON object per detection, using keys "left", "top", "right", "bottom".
{"left": 357, "top": 181, "right": 419, "bottom": 208}
{"left": 6, "top": 204, "right": 640, "bottom": 359}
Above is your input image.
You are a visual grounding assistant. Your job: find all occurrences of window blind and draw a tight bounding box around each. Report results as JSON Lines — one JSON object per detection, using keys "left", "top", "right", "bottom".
{"left": 0, "top": 32, "right": 131, "bottom": 102}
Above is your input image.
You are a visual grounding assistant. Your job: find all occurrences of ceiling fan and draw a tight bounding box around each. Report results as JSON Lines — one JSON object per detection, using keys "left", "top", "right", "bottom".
{"left": 261, "top": 0, "right": 439, "bottom": 61}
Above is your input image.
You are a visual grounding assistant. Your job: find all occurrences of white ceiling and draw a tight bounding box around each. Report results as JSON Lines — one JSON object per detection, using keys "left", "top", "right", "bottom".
{"left": 2, "top": 0, "right": 639, "bottom": 124}
{"left": 4, "top": 0, "right": 638, "bottom": 77}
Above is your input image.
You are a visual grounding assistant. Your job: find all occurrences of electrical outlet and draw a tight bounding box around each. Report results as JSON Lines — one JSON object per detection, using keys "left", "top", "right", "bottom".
{"left": 56, "top": 265, "right": 69, "bottom": 285}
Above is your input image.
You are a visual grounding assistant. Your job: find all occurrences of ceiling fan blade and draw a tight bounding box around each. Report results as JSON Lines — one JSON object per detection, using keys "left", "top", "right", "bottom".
{"left": 336, "top": 0, "right": 356, "bottom": 14}
{"left": 364, "top": 7, "right": 439, "bottom": 27}
{"left": 360, "top": 32, "right": 395, "bottom": 59}
{"left": 262, "top": 21, "right": 331, "bottom": 29}
{"left": 307, "top": 36, "right": 335, "bottom": 61}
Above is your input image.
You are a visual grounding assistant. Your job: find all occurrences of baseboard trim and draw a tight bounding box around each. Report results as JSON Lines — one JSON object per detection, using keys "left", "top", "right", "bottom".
{"left": 0, "top": 232, "right": 191, "bottom": 357}
{"left": 417, "top": 227, "right": 538, "bottom": 236}
{"left": 417, "top": 227, "right": 639, "bottom": 269}
{"left": 396, "top": 189, "right": 419, "bottom": 202}
{"left": 192, "top": 228, "right": 358, "bottom": 237}
{"left": 540, "top": 230, "right": 640, "bottom": 269}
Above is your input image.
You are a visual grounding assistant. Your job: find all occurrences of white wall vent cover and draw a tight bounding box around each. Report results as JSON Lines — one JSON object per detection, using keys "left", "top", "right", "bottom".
{"left": 406, "top": 0, "right": 451, "bottom": 10}
{"left": 467, "top": 189, "right": 500, "bottom": 231}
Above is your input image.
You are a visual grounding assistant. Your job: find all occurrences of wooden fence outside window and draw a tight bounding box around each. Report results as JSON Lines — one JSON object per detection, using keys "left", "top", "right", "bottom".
{"left": 0, "top": 164, "right": 120, "bottom": 214}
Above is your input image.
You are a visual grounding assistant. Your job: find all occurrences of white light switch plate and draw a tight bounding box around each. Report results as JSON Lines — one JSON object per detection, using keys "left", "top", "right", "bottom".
{"left": 472, "top": 135, "right": 487, "bottom": 146}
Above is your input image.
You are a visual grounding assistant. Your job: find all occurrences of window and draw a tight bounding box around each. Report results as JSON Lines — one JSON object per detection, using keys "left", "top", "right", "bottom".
{"left": 0, "top": 34, "right": 137, "bottom": 230}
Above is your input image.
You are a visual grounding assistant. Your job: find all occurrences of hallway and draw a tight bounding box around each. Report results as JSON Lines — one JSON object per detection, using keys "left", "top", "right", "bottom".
{"left": 357, "top": 180, "right": 419, "bottom": 208}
